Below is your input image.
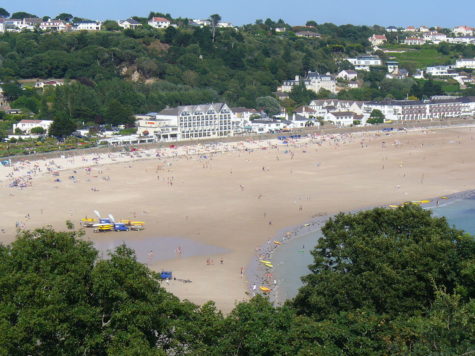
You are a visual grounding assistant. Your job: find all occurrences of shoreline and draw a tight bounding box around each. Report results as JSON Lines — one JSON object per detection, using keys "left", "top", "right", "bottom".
{"left": 249, "top": 188, "right": 475, "bottom": 305}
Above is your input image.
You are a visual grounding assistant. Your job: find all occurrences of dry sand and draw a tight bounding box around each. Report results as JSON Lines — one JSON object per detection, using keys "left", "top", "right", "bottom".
{"left": 1, "top": 126, "right": 475, "bottom": 312}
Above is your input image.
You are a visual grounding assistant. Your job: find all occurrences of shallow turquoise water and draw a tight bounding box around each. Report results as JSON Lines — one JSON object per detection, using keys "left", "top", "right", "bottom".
{"left": 272, "top": 195, "right": 475, "bottom": 304}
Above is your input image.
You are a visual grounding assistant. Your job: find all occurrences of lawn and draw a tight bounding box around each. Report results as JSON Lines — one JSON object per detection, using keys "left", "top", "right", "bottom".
{"left": 387, "top": 47, "right": 453, "bottom": 69}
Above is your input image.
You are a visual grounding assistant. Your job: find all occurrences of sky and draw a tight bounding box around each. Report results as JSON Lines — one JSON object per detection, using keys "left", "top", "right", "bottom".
{"left": 2, "top": 0, "right": 474, "bottom": 28}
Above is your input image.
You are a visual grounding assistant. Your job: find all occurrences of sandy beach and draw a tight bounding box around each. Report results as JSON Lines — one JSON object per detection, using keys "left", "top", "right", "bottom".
{"left": 1, "top": 125, "right": 475, "bottom": 312}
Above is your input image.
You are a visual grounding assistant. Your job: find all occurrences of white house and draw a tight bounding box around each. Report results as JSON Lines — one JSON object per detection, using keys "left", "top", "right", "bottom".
{"left": 325, "top": 111, "right": 358, "bottom": 126}
{"left": 278, "top": 71, "right": 337, "bottom": 94}
{"left": 386, "top": 26, "right": 398, "bottom": 32}
{"left": 404, "top": 37, "right": 425, "bottom": 45}
{"left": 455, "top": 58, "right": 475, "bottom": 69}
{"left": 426, "top": 65, "right": 456, "bottom": 77}
{"left": 230, "top": 107, "right": 258, "bottom": 132}
{"left": 40, "top": 19, "right": 67, "bottom": 32}
{"left": 148, "top": 17, "right": 171, "bottom": 29}
{"left": 453, "top": 26, "right": 474, "bottom": 37}
{"left": 337, "top": 70, "right": 358, "bottom": 81}
{"left": 446, "top": 37, "right": 475, "bottom": 45}
{"left": 13, "top": 120, "right": 53, "bottom": 134}
{"left": 191, "top": 19, "right": 211, "bottom": 27}
{"left": 419, "top": 26, "right": 430, "bottom": 33}
{"left": 404, "top": 26, "right": 417, "bottom": 32}
{"left": 217, "top": 22, "right": 233, "bottom": 28}
{"left": 34, "top": 80, "right": 64, "bottom": 88}
{"left": 423, "top": 32, "right": 447, "bottom": 44}
{"left": 347, "top": 55, "right": 383, "bottom": 71}
{"left": 0, "top": 18, "right": 5, "bottom": 33}
{"left": 249, "top": 119, "right": 291, "bottom": 134}
{"left": 386, "top": 61, "right": 399, "bottom": 73}
{"left": 74, "top": 21, "right": 102, "bottom": 31}
{"left": 118, "top": 18, "right": 142, "bottom": 29}
{"left": 369, "top": 34, "right": 387, "bottom": 46}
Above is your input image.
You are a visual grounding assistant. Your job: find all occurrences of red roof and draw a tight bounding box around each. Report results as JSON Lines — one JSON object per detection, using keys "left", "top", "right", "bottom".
{"left": 372, "top": 35, "right": 387, "bottom": 40}
{"left": 151, "top": 17, "right": 170, "bottom": 23}
{"left": 19, "top": 120, "right": 42, "bottom": 123}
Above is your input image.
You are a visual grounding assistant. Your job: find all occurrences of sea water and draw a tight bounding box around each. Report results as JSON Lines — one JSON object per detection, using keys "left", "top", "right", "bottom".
{"left": 272, "top": 194, "right": 475, "bottom": 304}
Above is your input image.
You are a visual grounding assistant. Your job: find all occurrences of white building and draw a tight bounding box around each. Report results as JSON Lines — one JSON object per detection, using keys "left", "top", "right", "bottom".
{"left": 278, "top": 71, "right": 337, "bottom": 94}
{"left": 217, "top": 22, "right": 233, "bottom": 28}
{"left": 13, "top": 120, "right": 53, "bottom": 134}
{"left": 74, "top": 22, "right": 102, "bottom": 31}
{"left": 118, "top": 18, "right": 142, "bottom": 29}
{"left": 446, "top": 37, "right": 475, "bottom": 45}
{"left": 34, "top": 80, "right": 64, "bottom": 88}
{"left": 148, "top": 17, "right": 171, "bottom": 29}
{"left": 404, "top": 37, "right": 425, "bottom": 45}
{"left": 455, "top": 58, "right": 475, "bottom": 69}
{"left": 423, "top": 32, "right": 447, "bottom": 44}
{"left": 0, "top": 18, "right": 5, "bottom": 33}
{"left": 362, "top": 98, "right": 471, "bottom": 121}
{"left": 386, "top": 26, "right": 398, "bottom": 32}
{"left": 453, "top": 26, "right": 474, "bottom": 37}
{"left": 347, "top": 55, "right": 383, "bottom": 71}
{"left": 337, "top": 70, "right": 358, "bottom": 81}
{"left": 325, "top": 111, "right": 359, "bottom": 126}
{"left": 426, "top": 65, "right": 456, "bottom": 77}
{"left": 230, "top": 107, "right": 258, "bottom": 132}
{"left": 369, "top": 34, "right": 387, "bottom": 46}
{"left": 191, "top": 19, "right": 211, "bottom": 27}
{"left": 40, "top": 19, "right": 67, "bottom": 31}
{"left": 249, "top": 119, "right": 291, "bottom": 134}
{"left": 136, "top": 103, "right": 234, "bottom": 141}
{"left": 386, "top": 61, "right": 399, "bottom": 73}
{"left": 419, "top": 26, "right": 430, "bottom": 33}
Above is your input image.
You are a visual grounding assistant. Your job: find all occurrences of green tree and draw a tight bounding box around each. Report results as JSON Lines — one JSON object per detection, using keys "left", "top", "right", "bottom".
{"left": 10, "top": 11, "right": 37, "bottom": 19}
{"left": 102, "top": 20, "right": 121, "bottom": 31}
{"left": 49, "top": 116, "right": 76, "bottom": 138}
{"left": 0, "top": 228, "right": 195, "bottom": 355}
{"left": 0, "top": 8, "right": 9, "bottom": 18}
{"left": 367, "top": 109, "right": 385, "bottom": 124}
{"left": 293, "top": 205, "right": 475, "bottom": 319}
{"left": 256, "top": 96, "right": 281, "bottom": 116}
{"left": 30, "top": 126, "right": 46, "bottom": 135}
{"left": 209, "top": 14, "right": 221, "bottom": 42}
{"left": 55, "top": 13, "right": 73, "bottom": 22}
{"left": 289, "top": 83, "right": 318, "bottom": 105}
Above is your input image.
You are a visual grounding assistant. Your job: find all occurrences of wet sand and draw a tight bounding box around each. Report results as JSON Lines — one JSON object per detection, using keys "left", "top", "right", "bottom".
{"left": 1, "top": 126, "right": 475, "bottom": 312}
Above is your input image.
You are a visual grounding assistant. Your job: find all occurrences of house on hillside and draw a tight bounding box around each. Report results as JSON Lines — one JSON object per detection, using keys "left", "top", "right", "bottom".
{"left": 426, "top": 65, "right": 457, "bottom": 77}
{"left": 148, "top": 17, "right": 172, "bottom": 29}
{"left": 34, "top": 80, "right": 64, "bottom": 88}
{"left": 347, "top": 55, "right": 382, "bottom": 71}
{"left": 455, "top": 58, "right": 475, "bottom": 69}
{"left": 386, "top": 26, "right": 398, "bottom": 32}
{"left": 13, "top": 120, "right": 53, "bottom": 134}
{"left": 278, "top": 71, "right": 337, "bottom": 94}
{"left": 404, "top": 26, "right": 417, "bottom": 32}
{"left": 337, "top": 70, "right": 358, "bottom": 81}
{"left": 118, "top": 18, "right": 142, "bottom": 29}
{"left": 369, "top": 34, "right": 387, "bottom": 46}
{"left": 404, "top": 37, "right": 425, "bottom": 45}
{"left": 295, "top": 31, "right": 321, "bottom": 38}
{"left": 423, "top": 32, "right": 447, "bottom": 44}
{"left": 453, "top": 26, "right": 474, "bottom": 37}
{"left": 419, "top": 26, "right": 430, "bottom": 33}
{"left": 74, "top": 21, "right": 102, "bottom": 31}
{"left": 40, "top": 19, "right": 67, "bottom": 32}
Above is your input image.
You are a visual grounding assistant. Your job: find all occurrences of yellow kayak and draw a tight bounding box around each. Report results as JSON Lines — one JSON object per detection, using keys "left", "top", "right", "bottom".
{"left": 264, "top": 263, "right": 273, "bottom": 268}
{"left": 81, "top": 218, "right": 96, "bottom": 222}
{"left": 260, "top": 286, "right": 271, "bottom": 292}
{"left": 388, "top": 205, "right": 399, "bottom": 208}
{"left": 274, "top": 241, "right": 282, "bottom": 245}
{"left": 259, "top": 260, "right": 271, "bottom": 264}
{"left": 440, "top": 196, "right": 448, "bottom": 199}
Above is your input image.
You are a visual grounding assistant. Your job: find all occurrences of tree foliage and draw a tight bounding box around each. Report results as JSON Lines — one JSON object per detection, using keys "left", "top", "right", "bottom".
{"left": 293, "top": 205, "right": 475, "bottom": 319}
